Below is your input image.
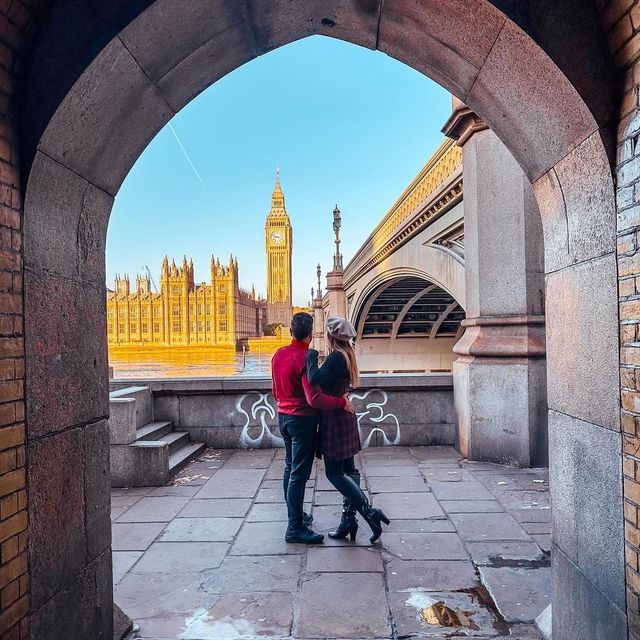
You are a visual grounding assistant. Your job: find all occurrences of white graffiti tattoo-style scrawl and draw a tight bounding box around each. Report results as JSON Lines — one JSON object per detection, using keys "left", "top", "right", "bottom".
{"left": 349, "top": 389, "right": 401, "bottom": 447}
{"left": 236, "top": 392, "right": 284, "bottom": 448}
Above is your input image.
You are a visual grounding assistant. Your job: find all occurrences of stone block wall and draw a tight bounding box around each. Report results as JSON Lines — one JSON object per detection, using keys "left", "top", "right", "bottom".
{"left": 604, "top": 0, "right": 640, "bottom": 635}
{"left": 114, "top": 375, "right": 456, "bottom": 450}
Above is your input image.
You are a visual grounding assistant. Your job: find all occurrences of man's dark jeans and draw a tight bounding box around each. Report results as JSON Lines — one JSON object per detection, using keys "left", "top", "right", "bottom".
{"left": 279, "top": 413, "right": 317, "bottom": 530}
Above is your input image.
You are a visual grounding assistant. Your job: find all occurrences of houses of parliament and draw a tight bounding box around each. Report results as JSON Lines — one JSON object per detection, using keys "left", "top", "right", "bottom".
{"left": 106, "top": 173, "right": 294, "bottom": 348}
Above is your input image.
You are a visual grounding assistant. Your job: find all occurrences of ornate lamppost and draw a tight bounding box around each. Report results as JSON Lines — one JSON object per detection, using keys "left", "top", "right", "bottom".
{"left": 316, "top": 263, "right": 322, "bottom": 299}
{"left": 332, "top": 205, "right": 343, "bottom": 272}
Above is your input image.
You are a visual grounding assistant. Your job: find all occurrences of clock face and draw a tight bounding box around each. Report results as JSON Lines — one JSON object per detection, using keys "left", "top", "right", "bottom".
{"left": 270, "top": 231, "right": 284, "bottom": 244}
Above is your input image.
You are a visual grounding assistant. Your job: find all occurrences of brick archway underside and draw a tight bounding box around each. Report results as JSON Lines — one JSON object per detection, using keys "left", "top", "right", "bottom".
{"left": 16, "top": 2, "right": 624, "bottom": 639}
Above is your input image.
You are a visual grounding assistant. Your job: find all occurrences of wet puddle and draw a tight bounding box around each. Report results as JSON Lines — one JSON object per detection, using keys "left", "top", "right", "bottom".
{"left": 420, "top": 600, "right": 479, "bottom": 630}
{"left": 402, "top": 586, "right": 510, "bottom": 637}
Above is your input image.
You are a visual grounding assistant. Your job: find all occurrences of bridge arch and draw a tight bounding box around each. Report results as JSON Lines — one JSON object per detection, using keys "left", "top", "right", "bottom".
{"left": 352, "top": 274, "right": 465, "bottom": 373}
{"left": 17, "top": 2, "right": 622, "bottom": 638}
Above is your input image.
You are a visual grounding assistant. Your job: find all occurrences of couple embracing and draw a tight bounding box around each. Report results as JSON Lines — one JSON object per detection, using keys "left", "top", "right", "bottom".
{"left": 271, "top": 312, "right": 390, "bottom": 545}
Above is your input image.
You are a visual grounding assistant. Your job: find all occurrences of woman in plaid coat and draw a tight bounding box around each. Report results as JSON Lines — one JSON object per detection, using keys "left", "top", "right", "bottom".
{"left": 306, "top": 317, "right": 390, "bottom": 543}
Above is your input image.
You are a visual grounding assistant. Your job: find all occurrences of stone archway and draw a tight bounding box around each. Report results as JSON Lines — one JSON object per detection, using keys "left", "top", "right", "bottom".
{"left": 20, "top": 2, "right": 622, "bottom": 639}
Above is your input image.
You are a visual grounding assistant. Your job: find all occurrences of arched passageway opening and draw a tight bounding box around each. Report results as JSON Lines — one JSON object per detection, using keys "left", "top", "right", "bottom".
{"left": 17, "top": 2, "right": 623, "bottom": 639}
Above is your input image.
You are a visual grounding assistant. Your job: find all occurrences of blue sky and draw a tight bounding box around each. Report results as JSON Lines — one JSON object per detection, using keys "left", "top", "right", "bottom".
{"left": 106, "top": 36, "right": 451, "bottom": 305}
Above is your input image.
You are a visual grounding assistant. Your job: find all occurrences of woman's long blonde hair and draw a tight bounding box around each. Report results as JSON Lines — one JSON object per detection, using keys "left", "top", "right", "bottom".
{"left": 327, "top": 333, "right": 360, "bottom": 388}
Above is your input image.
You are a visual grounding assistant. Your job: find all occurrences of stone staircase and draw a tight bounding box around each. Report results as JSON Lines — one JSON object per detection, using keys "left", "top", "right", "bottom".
{"left": 109, "top": 386, "right": 205, "bottom": 487}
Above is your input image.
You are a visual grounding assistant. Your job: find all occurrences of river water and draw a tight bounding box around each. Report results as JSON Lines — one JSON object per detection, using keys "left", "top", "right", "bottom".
{"left": 109, "top": 349, "right": 273, "bottom": 379}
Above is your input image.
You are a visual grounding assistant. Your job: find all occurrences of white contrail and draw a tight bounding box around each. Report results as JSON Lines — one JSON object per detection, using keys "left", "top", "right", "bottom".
{"left": 168, "top": 122, "right": 205, "bottom": 187}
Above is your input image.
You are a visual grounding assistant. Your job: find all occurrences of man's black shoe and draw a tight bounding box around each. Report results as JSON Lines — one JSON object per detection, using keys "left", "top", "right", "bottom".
{"left": 285, "top": 525, "right": 324, "bottom": 544}
{"left": 303, "top": 511, "right": 313, "bottom": 527}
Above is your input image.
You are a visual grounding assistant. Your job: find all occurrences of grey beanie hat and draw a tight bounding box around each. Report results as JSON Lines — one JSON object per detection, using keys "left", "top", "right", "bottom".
{"left": 326, "top": 316, "right": 357, "bottom": 341}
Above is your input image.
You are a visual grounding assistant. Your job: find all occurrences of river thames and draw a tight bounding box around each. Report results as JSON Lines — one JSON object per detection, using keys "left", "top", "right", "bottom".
{"left": 109, "top": 349, "right": 273, "bottom": 379}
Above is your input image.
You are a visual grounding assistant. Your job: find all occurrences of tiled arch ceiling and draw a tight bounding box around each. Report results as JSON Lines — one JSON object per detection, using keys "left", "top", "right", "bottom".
{"left": 357, "top": 277, "right": 465, "bottom": 339}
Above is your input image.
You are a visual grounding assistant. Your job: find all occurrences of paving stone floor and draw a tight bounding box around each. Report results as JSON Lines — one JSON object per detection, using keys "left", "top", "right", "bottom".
{"left": 111, "top": 446, "right": 551, "bottom": 639}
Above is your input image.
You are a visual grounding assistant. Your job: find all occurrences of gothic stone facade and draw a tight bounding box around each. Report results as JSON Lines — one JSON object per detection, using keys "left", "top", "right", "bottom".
{"left": 107, "top": 256, "right": 265, "bottom": 347}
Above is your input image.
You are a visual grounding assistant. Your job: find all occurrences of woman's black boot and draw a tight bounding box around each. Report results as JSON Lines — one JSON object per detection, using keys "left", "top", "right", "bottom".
{"left": 329, "top": 471, "right": 360, "bottom": 541}
{"left": 357, "top": 496, "right": 390, "bottom": 543}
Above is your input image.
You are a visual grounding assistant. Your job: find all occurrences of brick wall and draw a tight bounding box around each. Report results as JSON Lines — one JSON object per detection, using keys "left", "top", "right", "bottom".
{"left": 604, "top": 0, "right": 640, "bottom": 636}
{"left": 0, "top": 1, "right": 46, "bottom": 638}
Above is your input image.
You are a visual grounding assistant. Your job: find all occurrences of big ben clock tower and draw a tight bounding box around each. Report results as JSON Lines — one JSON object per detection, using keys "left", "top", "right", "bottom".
{"left": 265, "top": 169, "right": 293, "bottom": 325}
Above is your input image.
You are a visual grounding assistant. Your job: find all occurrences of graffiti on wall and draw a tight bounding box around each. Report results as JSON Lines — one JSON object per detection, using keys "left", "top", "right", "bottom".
{"left": 237, "top": 393, "right": 284, "bottom": 448}
{"left": 350, "top": 389, "right": 401, "bottom": 447}
{"left": 236, "top": 388, "right": 400, "bottom": 448}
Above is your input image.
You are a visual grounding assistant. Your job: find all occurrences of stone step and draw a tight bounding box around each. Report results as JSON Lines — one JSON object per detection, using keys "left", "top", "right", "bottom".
{"left": 136, "top": 421, "right": 172, "bottom": 442}
{"left": 169, "top": 442, "right": 206, "bottom": 476}
{"left": 161, "top": 431, "right": 190, "bottom": 455}
{"left": 110, "top": 386, "right": 153, "bottom": 428}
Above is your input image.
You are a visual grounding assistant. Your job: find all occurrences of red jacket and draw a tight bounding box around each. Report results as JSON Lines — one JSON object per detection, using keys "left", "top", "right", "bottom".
{"left": 271, "top": 339, "right": 347, "bottom": 416}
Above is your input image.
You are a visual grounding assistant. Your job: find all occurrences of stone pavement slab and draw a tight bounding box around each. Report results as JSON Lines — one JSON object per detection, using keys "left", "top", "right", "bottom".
{"left": 182, "top": 592, "right": 293, "bottom": 638}
{"left": 382, "top": 532, "right": 468, "bottom": 560}
{"left": 112, "top": 551, "right": 142, "bottom": 585}
{"left": 479, "top": 566, "right": 552, "bottom": 622}
{"left": 307, "top": 546, "right": 383, "bottom": 572}
{"left": 510, "top": 508, "right": 550, "bottom": 524}
{"left": 372, "top": 492, "right": 445, "bottom": 519}
{"left": 450, "top": 512, "right": 532, "bottom": 542}
{"left": 131, "top": 541, "right": 229, "bottom": 573}
{"left": 493, "top": 490, "right": 550, "bottom": 510}
{"left": 196, "top": 468, "right": 266, "bottom": 499}
{"left": 112, "top": 522, "right": 165, "bottom": 551}
{"left": 367, "top": 475, "right": 430, "bottom": 493}
{"left": 390, "top": 518, "right": 457, "bottom": 533}
{"left": 116, "top": 496, "right": 190, "bottom": 522}
{"left": 466, "top": 541, "right": 548, "bottom": 566}
{"left": 386, "top": 558, "right": 478, "bottom": 591}
{"left": 296, "top": 573, "right": 390, "bottom": 638}
{"left": 159, "top": 517, "right": 242, "bottom": 542}
{"left": 204, "top": 554, "right": 303, "bottom": 593}
{"left": 145, "top": 485, "right": 201, "bottom": 497}
{"left": 114, "top": 572, "right": 214, "bottom": 636}
{"left": 363, "top": 464, "right": 422, "bottom": 476}
{"left": 420, "top": 468, "right": 475, "bottom": 482}
{"left": 440, "top": 500, "right": 505, "bottom": 513}
{"left": 411, "top": 446, "right": 462, "bottom": 462}
{"left": 177, "top": 498, "right": 252, "bottom": 518}
{"left": 230, "top": 521, "right": 306, "bottom": 555}
{"left": 429, "top": 480, "right": 496, "bottom": 501}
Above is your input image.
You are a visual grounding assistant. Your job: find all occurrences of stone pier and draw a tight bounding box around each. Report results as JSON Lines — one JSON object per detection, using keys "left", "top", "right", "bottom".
{"left": 444, "top": 104, "right": 548, "bottom": 467}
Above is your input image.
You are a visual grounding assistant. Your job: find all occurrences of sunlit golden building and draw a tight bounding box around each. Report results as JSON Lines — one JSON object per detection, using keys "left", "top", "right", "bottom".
{"left": 265, "top": 170, "right": 293, "bottom": 325}
{"left": 107, "top": 255, "right": 266, "bottom": 347}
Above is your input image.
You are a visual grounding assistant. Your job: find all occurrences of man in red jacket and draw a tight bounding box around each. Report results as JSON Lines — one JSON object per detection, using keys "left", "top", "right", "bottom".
{"left": 272, "top": 312, "right": 355, "bottom": 544}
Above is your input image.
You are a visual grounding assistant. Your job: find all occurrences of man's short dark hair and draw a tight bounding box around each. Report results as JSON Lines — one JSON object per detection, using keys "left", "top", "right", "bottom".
{"left": 291, "top": 312, "right": 313, "bottom": 340}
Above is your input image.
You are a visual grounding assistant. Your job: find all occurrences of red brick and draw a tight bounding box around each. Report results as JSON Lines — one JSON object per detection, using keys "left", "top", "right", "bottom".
{"left": 0, "top": 207, "right": 19, "bottom": 233}
{"left": 0, "top": 594, "right": 27, "bottom": 635}
{"left": 604, "top": 0, "right": 636, "bottom": 29}
{"left": 0, "top": 338, "right": 22, "bottom": 358}
{"left": 621, "top": 277, "right": 637, "bottom": 297}
{"left": 0, "top": 382, "right": 21, "bottom": 404}
{"left": 609, "top": 14, "right": 634, "bottom": 52}
{"left": 0, "top": 426, "right": 23, "bottom": 452}
{"left": 0, "top": 470, "right": 24, "bottom": 499}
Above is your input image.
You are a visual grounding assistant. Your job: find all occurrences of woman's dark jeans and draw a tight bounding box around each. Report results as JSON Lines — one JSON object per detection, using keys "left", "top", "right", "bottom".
{"left": 279, "top": 413, "right": 317, "bottom": 530}
{"left": 324, "top": 456, "right": 364, "bottom": 508}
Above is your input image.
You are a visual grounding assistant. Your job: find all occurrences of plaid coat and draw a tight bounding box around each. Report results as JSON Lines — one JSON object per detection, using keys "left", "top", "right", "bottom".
{"left": 319, "top": 406, "right": 361, "bottom": 461}
{"left": 307, "top": 350, "right": 361, "bottom": 461}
